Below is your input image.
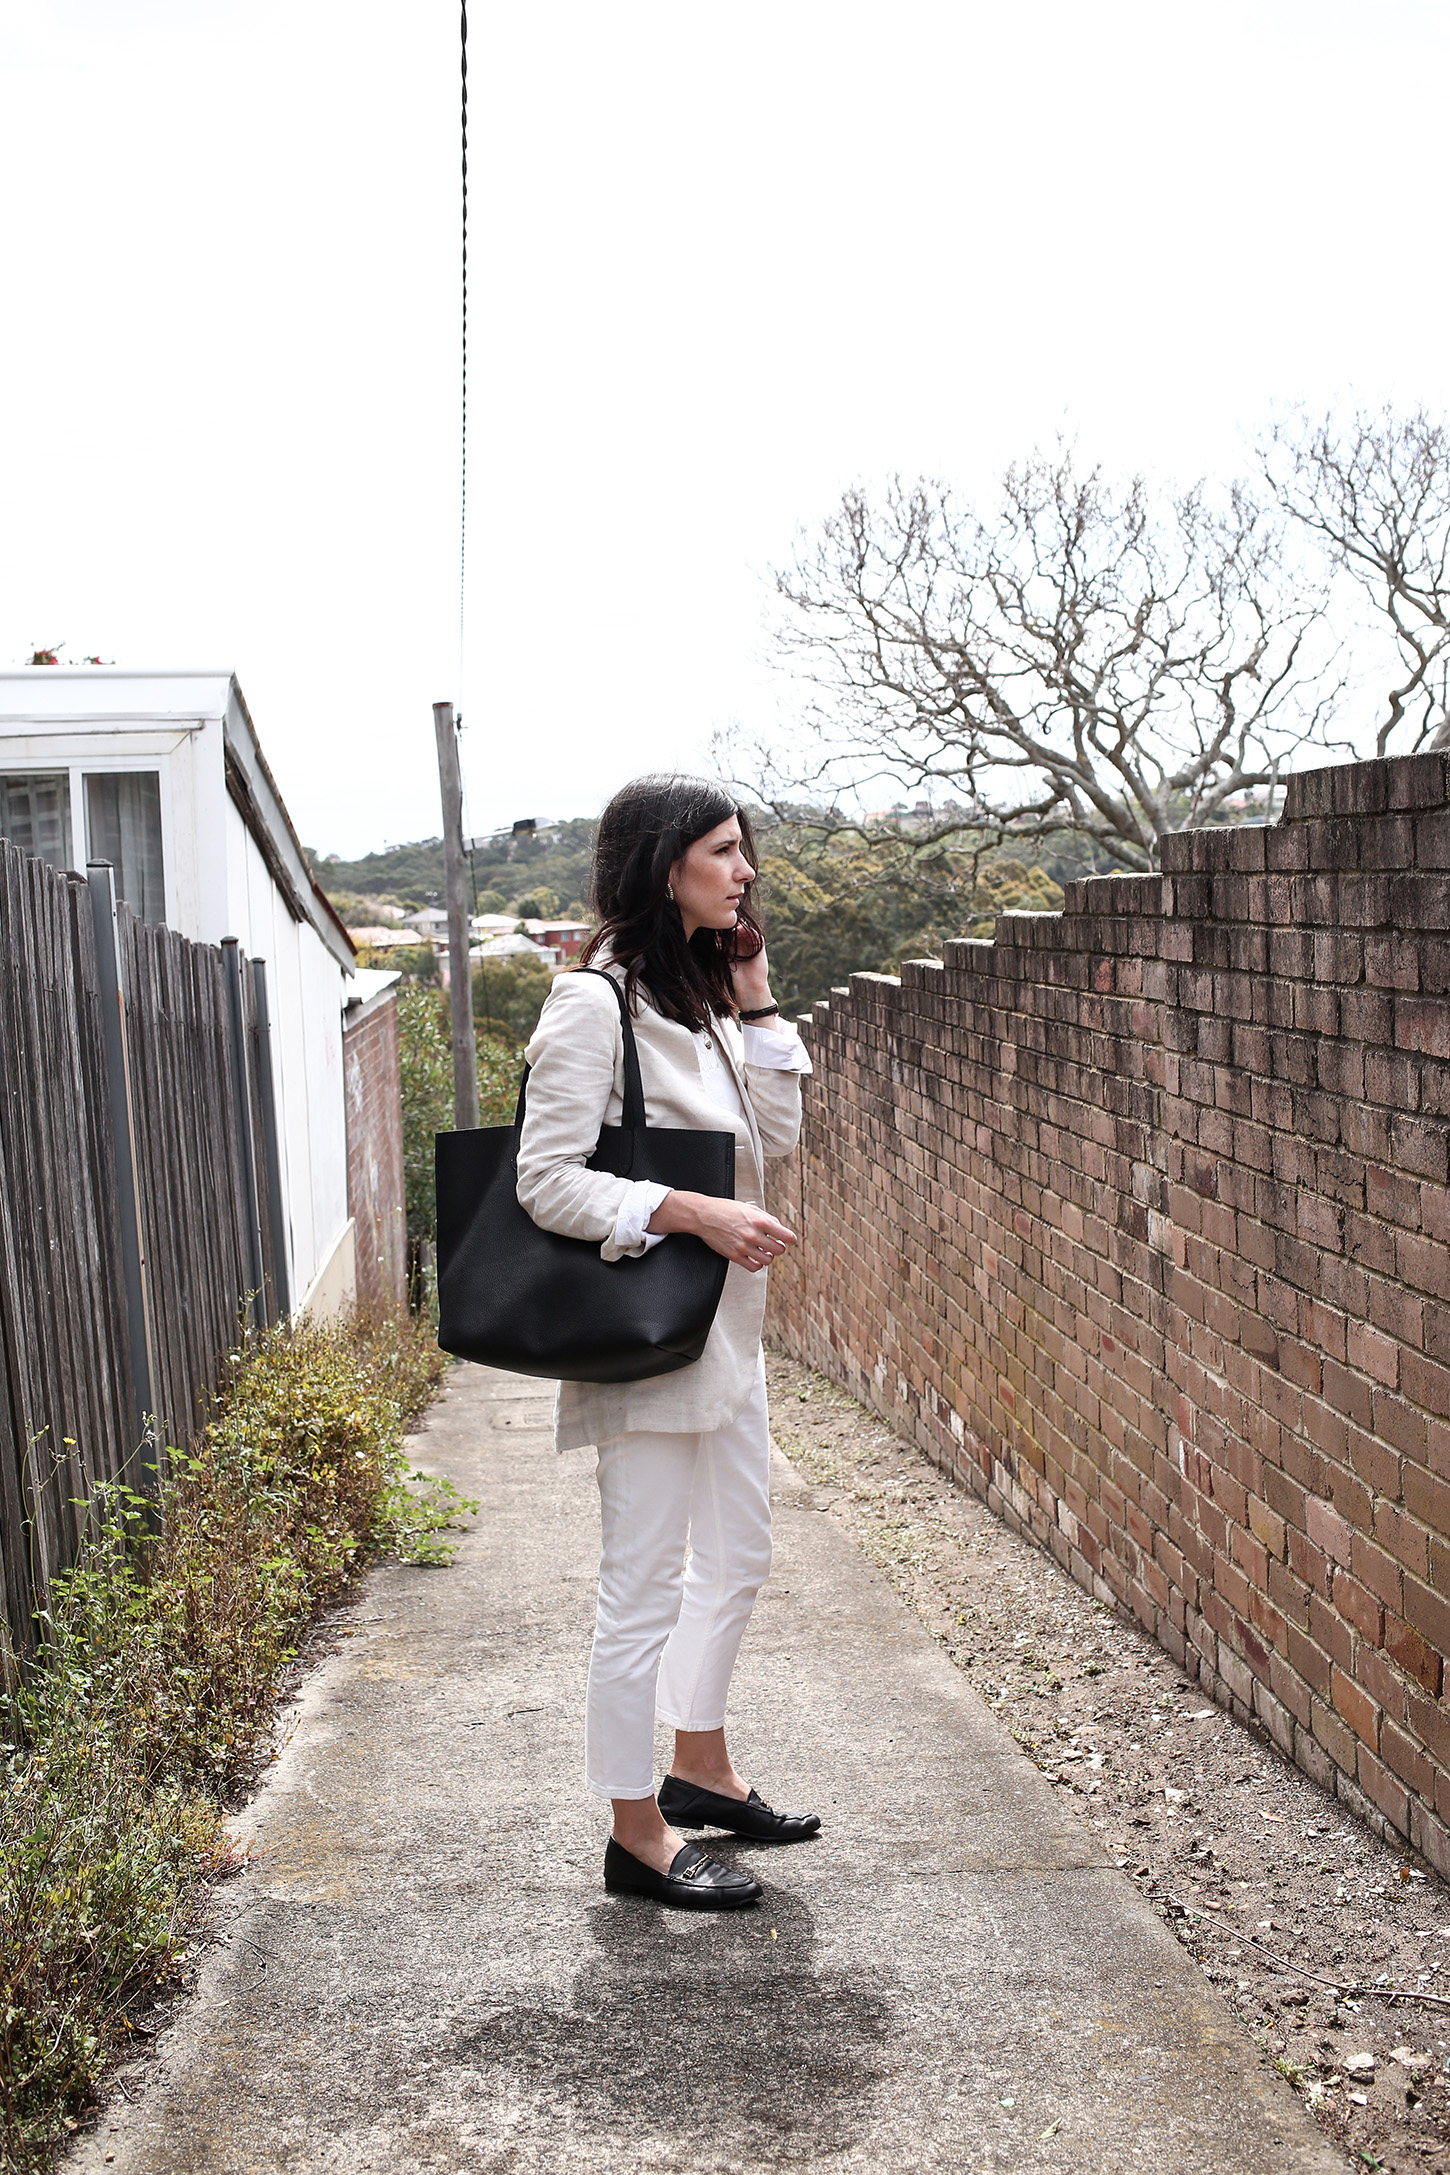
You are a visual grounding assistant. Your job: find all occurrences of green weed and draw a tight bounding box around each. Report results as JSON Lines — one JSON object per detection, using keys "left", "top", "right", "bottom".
{"left": 0, "top": 1310, "right": 463, "bottom": 2169}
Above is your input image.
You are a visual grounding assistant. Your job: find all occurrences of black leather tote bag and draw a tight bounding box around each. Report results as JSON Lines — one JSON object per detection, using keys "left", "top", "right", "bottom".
{"left": 435, "top": 970, "right": 735, "bottom": 1382}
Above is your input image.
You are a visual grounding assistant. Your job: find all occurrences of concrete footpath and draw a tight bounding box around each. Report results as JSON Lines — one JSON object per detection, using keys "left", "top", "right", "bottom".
{"left": 73, "top": 1362, "right": 1344, "bottom": 2175}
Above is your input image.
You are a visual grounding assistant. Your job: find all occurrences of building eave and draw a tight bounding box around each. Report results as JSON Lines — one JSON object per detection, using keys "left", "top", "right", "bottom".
{"left": 222, "top": 677, "right": 355, "bottom": 973}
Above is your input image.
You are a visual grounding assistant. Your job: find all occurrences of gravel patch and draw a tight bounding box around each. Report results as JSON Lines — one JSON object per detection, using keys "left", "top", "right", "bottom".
{"left": 767, "top": 1348, "right": 1450, "bottom": 2175}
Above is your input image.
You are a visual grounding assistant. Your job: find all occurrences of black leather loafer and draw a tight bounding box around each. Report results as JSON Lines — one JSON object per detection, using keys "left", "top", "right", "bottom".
{"left": 604, "top": 1836, "right": 762, "bottom": 1909}
{"left": 656, "top": 1775, "right": 822, "bottom": 1843}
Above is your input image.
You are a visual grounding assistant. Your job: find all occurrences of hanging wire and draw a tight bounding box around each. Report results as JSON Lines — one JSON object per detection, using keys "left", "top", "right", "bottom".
{"left": 457, "top": 6, "right": 478, "bottom": 922}
{"left": 459, "top": 1, "right": 469, "bottom": 701}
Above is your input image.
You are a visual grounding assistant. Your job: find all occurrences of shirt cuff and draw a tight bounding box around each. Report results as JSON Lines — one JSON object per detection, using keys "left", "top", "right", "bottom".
{"left": 743, "top": 1021, "right": 813, "bottom": 1075}
{"left": 610, "top": 1177, "right": 672, "bottom": 1256}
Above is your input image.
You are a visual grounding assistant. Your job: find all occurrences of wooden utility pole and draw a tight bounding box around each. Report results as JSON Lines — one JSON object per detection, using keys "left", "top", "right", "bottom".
{"left": 433, "top": 699, "right": 478, "bottom": 1129}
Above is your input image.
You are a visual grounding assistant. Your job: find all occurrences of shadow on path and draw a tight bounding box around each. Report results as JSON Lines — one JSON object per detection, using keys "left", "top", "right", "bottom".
{"left": 444, "top": 1887, "right": 895, "bottom": 2164}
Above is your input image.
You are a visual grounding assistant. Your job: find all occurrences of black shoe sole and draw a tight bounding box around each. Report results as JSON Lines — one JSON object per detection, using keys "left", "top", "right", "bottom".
{"left": 664, "top": 1812, "right": 821, "bottom": 1845}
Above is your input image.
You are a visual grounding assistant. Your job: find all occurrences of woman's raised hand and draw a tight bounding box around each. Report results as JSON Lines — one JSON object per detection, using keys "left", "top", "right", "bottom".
{"left": 647, "top": 1191, "right": 798, "bottom": 1271}
{"left": 728, "top": 934, "right": 772, "bottom": 1015}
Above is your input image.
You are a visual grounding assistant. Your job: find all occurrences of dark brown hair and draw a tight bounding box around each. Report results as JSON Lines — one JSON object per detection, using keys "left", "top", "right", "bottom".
{"left": 578, "top": 773, "right": 764, "bottom": 1030}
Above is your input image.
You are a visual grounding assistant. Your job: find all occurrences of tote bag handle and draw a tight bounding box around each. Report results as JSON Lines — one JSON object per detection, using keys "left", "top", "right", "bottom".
{"left": 511, "top": 966, "right": 647, "bottom": 1142}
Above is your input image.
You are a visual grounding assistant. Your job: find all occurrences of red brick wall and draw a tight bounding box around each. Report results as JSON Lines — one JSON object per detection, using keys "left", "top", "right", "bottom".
{"left": 343, "top": 988, "right": 407, "bottom": 1319}
{"left": 765, "top": 751, "right": 1450, "bottom": 1866}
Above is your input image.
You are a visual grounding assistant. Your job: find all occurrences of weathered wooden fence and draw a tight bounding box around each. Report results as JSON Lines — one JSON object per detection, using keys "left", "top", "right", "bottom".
{"left": 0, "top": 836, "right": 286, "bottom": 1662}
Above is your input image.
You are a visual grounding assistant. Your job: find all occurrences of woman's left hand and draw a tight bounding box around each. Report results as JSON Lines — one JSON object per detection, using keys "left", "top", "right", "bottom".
{"left": 730, "top": 936, "right": 772, "bottom": 1015}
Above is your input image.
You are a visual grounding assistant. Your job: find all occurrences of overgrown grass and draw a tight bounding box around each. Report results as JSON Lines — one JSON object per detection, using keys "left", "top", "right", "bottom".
{"left": 0, "top": 1310, "right": 464, "bottom": 2170}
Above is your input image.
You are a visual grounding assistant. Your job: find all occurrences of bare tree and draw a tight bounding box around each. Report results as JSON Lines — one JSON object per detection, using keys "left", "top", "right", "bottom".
{"left": 1264, "top": 405, "right": 1450, "bottom": 754}
{"left": 727, "top": 448, "right": 1345, "bottom": 871}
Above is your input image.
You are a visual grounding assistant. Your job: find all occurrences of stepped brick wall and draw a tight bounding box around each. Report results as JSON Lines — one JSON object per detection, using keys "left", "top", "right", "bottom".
{"left": 764, "top": 752, "right": 1450, "bottom": 1867}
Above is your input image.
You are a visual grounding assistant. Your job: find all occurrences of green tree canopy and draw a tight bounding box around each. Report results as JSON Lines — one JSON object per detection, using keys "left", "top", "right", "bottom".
{"left": 355, "top": 941, "right": 437, "bottom": 983}
{"left": 472, "top": 953, "right": 554, "bottom": 1047}
{"left": 477, "top": 1035, "right": 524, "bottom": 1126}
{"left": 757, "top": 830, "right": 1063, "bottom": 1013}
{"left": 396, "top": 984, "right": 453, "bottom": 1258}
{"left": 511, "top": 886, "right": 558, "bottom": 919}
{"left": 315, "top": 817, "right": 598, "bottom": 916}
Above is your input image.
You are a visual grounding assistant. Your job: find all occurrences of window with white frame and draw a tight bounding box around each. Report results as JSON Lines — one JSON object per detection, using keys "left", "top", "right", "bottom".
{"left": 84, "top": 771, "right": 166, "bottom": 925}
{"left": 0, "top": 772, "right": 72, "bottom": 871}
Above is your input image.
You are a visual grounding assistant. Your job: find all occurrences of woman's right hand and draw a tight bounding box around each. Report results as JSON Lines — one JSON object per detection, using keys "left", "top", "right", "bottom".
{"left": 647, "top": 1191, "right": 798, "bottom": 1272}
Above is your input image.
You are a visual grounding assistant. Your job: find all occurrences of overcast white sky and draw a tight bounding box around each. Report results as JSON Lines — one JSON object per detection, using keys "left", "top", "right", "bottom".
{"left": 2, "top": 0, "right": 1447, "bottom": 858}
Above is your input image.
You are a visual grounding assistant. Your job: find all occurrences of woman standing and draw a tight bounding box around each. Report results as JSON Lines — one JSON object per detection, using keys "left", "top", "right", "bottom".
{"left": 516, "top": 775, "right": 818, "bottom": 1910}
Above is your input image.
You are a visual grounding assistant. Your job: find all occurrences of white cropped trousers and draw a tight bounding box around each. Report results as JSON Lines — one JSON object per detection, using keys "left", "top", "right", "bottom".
{"left": 585, "top": 1351, "right": 772, "bottom": 1800}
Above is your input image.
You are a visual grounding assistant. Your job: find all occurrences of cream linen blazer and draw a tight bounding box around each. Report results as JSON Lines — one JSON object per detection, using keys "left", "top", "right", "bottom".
{"left": 516, "top": 966, "right": 804, "bottom": 1450}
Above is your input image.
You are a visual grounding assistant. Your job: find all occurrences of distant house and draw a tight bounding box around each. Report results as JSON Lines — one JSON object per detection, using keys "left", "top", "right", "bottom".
{"left": 474, "top": 932, "right": 558, "bottom": 966}
{"left": 0, "top": 667, "right": 404, "bottom": 1318}
{"left": 523, "top": 917, "right": 590, "bottom": 962}
{"left": 348, "top": 925, "right": 422, "bottom": 950}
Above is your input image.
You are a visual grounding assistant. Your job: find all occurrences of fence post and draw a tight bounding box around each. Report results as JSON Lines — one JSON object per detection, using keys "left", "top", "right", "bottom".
{"left": 222, "top": 938, "right": 269, "bottom": 1336}
{"left": 87, "top": 861, "right": 160, "bottom": 1505}
{"left": 250, "top": 957, "right": 291, "bottom": 1320}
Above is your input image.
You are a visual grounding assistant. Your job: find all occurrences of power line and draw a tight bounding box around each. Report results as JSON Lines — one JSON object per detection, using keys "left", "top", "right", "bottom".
{"left": 459, "top": 2, "right": 469, "bottom": 696}
{"left": 456, "top": 11, "right": 476, "bottom": 922}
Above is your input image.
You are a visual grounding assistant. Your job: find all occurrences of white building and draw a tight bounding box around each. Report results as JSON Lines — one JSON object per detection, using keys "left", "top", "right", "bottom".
{"left": 0, "top": 667, "right": 359, "bottom": 1316}
{"left": 473, "top": 931, "right": 557, "bottom": 965}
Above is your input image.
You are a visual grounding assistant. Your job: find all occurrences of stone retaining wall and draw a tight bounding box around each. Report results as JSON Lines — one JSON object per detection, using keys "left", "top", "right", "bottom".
{"left": 765, "top": 751, "right": 1450, "bottom": 1866}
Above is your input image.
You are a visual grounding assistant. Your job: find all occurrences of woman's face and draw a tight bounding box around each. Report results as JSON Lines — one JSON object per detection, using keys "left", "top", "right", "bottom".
{"left": 670, "top": 816, "right": 755, "bottom": 940}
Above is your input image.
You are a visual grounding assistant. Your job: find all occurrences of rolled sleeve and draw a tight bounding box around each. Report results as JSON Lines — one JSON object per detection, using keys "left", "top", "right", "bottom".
{"left": 741, "top": 1020, "right": 810, "bottom": 1158}
{"left": 610, "top": 1178, "right": 672, "bottom": 1259}
{"left": 742, "top": 1021, "right": 813, "bottom": 1075}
